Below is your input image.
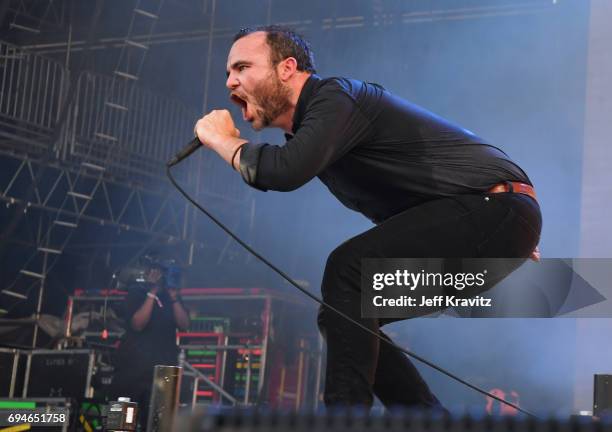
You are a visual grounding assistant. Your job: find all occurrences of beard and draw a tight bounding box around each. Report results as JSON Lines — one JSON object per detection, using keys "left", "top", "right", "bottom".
{"left": 250, "top": 70, "right": 292, "bottom": 130}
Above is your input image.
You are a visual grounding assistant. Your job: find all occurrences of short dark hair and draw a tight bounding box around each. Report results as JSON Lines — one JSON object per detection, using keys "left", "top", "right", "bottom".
{"left": 233, "top": 25, "right": 316, "bottom": 74}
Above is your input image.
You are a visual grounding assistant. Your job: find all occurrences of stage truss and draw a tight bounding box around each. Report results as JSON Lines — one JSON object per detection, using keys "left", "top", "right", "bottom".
{"left": 0, "top": 0, "right": 254, "bottom": 346}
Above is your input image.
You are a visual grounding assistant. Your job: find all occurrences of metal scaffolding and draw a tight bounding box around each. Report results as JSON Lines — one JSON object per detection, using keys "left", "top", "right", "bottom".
{"left": 5, "top": 0, "right": 67, "bottom": 35}
{"left": 0, "top": 0, "right": 253, "bottom": 347}
{"left": 0, "top": 0, "right": 558, "bottom": 342}
{"left": 0, "top": 154, "right": 200, "bottom": 242}
{"left": 16, "top": 1, "right": 557, "bottom": 55}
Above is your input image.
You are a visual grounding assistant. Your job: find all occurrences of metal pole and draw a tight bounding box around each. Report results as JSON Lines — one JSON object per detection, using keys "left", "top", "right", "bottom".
{"left": 64, "top": 296, "right": 74, "bottom": 337}
{"left": 31, "top": 249, "right": 48, "bottom": 348}
{"left": 181, "top": 360, "right": 237, "bottom": 405}
{"left": 188, "top": 0, "right": 217, "bottom": 265}
{"left": 9, "top": 350, "right": 19, "bottom": 398}
{"left": 257, "top": 296, "right": 271, "bottom": 399}
{"left": 296, "top": 339, "right": 305, "bottom": 410}
{"left": 146, "top": 365, "right": 182, "bottom": 432}
{"left": 219, "top": 335, "right": 228, "bottom": 398}
{"left": 244, "top": 348, "right": 252, "bottom": 405}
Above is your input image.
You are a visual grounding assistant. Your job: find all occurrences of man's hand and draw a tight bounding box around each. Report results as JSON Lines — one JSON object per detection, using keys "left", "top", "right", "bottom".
{"left": 194, "top": 110, "right": 247, "bottom": 169}
{"left": 146, "top": 268, "right": 162, "bottom": 284}
{"left": 168, "top": 287, "right": 179, "bottom": 302}
{"left": 194, "top": 110, "right": 240, "bottom": 149}
{"left": 167, "top": 287, "right": 190, "bottom": 330}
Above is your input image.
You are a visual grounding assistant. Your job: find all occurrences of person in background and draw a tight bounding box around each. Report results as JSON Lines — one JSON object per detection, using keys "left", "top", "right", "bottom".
{"left": 111, "top": 254, "right": 189, "bottom": 427}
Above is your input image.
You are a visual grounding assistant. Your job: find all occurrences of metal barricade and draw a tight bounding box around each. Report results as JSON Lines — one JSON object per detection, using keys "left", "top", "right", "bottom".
{"left": 0, "top": 41, "right": 67, "bottom": 154}
{"left": 0, "top": 39, "right": 249, "bottom": 201}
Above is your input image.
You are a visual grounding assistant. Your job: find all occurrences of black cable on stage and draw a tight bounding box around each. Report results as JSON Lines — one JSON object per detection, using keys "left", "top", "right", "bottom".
{"left": 166, "top": 165, "right": 537, "bottom": 418}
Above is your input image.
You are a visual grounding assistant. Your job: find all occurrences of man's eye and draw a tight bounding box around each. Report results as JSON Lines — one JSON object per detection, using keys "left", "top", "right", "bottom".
{"left": 238, "top": 65, "right": 247, "bottom": 71}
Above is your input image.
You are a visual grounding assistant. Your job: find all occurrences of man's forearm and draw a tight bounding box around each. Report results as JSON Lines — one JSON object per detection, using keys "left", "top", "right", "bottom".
{"left": 172, "top": 301, "right": 190, "bottom": 331}
{"left": 131, "top": 296, "right": 155, "bottom": 331}
{"left": 208, "top": 136, "right": 248, "bottom": 168}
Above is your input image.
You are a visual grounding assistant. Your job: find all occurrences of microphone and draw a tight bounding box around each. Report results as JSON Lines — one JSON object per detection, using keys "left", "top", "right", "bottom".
{"left": 166, "top": 137, "right": 202, "bottom": 167}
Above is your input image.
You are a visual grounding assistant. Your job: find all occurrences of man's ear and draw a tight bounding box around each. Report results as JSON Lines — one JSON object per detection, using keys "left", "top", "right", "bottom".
{"left": 277, "top": 57, "right": 298, "bottom": 81}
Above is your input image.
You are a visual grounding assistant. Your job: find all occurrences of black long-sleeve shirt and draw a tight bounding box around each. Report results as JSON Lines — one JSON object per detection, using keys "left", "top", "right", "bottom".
{"left": 238, "top": 74, "right": 531, "bottom": 224}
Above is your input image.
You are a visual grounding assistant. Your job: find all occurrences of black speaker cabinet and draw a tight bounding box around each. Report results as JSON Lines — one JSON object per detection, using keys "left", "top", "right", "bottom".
{"left": 23, "top": 349, "right": 95, "bottom": 399}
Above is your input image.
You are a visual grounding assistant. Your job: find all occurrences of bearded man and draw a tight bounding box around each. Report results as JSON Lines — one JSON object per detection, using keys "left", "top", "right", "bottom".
{"left": 193, "top": 26, "right": 542, "bottom": 409}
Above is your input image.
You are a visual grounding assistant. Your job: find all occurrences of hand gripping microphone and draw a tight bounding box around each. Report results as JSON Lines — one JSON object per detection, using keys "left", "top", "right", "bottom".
{"left": 166, "top": 137, "right": 202, "bottom": 167}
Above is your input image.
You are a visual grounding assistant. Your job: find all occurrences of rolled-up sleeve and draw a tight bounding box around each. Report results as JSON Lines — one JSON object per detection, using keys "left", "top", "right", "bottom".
{"left": 238, "top": 142, "right": 268, "bottom": 191}
{"left": 237, "top": 80, "right": 372, "bottom": 192}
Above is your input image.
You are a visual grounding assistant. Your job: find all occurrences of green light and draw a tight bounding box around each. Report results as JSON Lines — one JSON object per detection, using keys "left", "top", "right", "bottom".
{"left": 0, "top": 401, "right": 37, "bottom": 409}
{"left": 187, "top": 350, "right": 217, "bottom": 356}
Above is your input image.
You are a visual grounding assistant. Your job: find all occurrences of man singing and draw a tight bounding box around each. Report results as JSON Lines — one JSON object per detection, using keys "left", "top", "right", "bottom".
{"left": 194, "top": 26, "right": 541, "bottom": 409}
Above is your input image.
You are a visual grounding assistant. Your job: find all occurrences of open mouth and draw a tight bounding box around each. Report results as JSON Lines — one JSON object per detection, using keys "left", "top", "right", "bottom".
{"left": 230, "top": 93, "right": 252, "bottom": 122}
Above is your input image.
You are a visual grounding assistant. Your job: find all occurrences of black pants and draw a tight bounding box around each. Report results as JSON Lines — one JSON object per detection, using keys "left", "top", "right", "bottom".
{"left": 317, "top": 192, "right": 542, "bottom": 408}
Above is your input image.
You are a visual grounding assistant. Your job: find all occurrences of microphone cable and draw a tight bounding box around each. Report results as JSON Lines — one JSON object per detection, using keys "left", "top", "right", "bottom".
{"left": 166, "top": 164, "right": 537, "bottom": 418}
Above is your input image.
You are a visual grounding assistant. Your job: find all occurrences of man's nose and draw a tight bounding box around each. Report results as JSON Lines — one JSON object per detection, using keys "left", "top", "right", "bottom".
{"left": 226, "top": 72, "right": 239, "bottom": 90}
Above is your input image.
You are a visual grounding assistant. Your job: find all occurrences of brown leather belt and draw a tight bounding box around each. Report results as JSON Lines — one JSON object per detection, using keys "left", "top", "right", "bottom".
{"left": 488, "top": 181, "right": 537, "bottom": 202}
